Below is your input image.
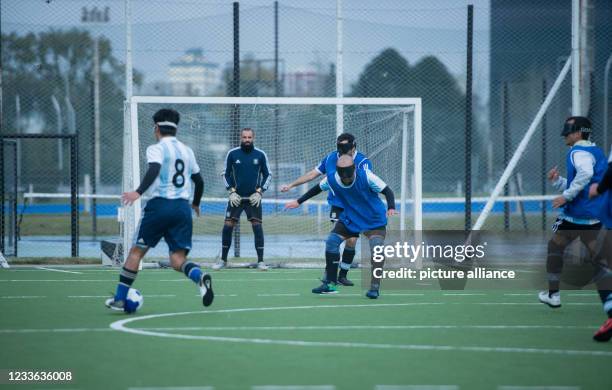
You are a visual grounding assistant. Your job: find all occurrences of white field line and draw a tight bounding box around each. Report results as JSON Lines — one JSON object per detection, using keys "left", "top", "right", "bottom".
{"left": 253, "top": 386, "right": 335, "bottom": 390}
{"left": 109, "top": 304, "right": 612, "bottom": 357}
{"left": 68, "top": 294, "right": 177, "bottom": 298}
{"left": 504, "top": 293, "right": 536, "bottom": 296}
{"left": 375, "top": 386, "right": 459, "bottom": 390}
{"left": 442, "top": 293, "right": 486, "bottom": 296}
{"left": 0, "top": 278, "right": 316, "bottom": 282}
{"left": 128, "top": 387, "right": 214, "bottom": 390}
{"left": 0, "top": 293, "right": 601, "bottom": 306}
{"left": 0, "top": 324, "right": 598, "bottom": 334}
{"left": 498, "top": 387, "right": 580, "bottom": 390}
{"left": 35, "top": 266, "right": 82, "bottom": 274}
{"left": 257, "top": 293, "right": 301, "bottom": 297}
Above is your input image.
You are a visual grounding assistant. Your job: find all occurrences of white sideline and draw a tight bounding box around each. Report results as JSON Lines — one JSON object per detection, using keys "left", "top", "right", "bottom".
{"left": 109, "top": 304, "right": 612, "bottom": 357}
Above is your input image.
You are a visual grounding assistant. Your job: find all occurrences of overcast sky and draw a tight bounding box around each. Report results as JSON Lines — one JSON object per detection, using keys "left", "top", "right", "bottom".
{"left": 2, "top": 0, "right": 491, "bottom": 99}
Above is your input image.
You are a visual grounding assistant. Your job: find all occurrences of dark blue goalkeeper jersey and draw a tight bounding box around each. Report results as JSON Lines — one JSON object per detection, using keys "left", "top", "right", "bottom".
{"left": 223, "top": 147, "right": 272, "bottom": 197}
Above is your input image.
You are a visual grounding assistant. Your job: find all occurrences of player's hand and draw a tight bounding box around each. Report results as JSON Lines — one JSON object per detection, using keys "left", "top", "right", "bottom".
{"left": 552, "top": 195, "right": 567, "bottom": 209}
{"left": 589, "top": 183, "right": 601, "bottom": 199}
{"left": 548, "top": 166, "right": 560, "bottom": 182}
{"left": 122, "top": 191, "right": 140, "bottom": 206}
{"left": 249, "top": 191, "right": 262, "bottom": 207}
{"left": 280, "top": 184, "right": 291, "bottom": 192}
{"left": 229, "top": 191, "right": 241, "bottom": 207}
{"left": 386, "top": 208, "right": 397, "bottom": 217}
{"left": 191, "top": 204, "right": 201, "bottom": 217}
{"left": 284, "top": 200, "right": 299, "bottom": 210}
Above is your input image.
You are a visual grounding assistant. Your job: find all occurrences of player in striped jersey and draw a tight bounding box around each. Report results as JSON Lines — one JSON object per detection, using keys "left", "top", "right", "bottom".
{"left": 281, "top": 133, "right": 372, "bottom": 285}
{"left": 106, "top": 109, "right": 213, "bottom": 312}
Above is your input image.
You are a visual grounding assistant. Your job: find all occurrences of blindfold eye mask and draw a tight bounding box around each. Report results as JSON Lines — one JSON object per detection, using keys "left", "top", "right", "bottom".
{"left": 337, "top": 164, "right": 355, "bottom": 180}
{"left": 337, "top": 141, "right": 355, "bottom": 155}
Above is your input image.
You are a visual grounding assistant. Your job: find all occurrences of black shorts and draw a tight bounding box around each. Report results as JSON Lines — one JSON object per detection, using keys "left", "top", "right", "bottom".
{"left": 552, "top": 218, "right": 602, "bottom": 232}
{"left": 551, "top": 218, "right": 602, "bottom": 250}
{"left": 332, "top": 221, "right": 386, "bottom": 239}
{"left": 329, "top": 205, "right": 344, "bottom": 222}
{"left": 225, "top": 199, "right": 262, "bottom": 222}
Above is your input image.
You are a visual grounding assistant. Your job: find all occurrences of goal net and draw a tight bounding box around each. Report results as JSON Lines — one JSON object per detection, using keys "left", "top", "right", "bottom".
{"left": 124, "top": 97, "right": 422, "bottom": 261}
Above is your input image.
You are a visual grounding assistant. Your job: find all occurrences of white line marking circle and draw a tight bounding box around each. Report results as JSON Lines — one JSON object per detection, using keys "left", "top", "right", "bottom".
{"left": 109, "top": 303, "right": 612, "bottom": 357}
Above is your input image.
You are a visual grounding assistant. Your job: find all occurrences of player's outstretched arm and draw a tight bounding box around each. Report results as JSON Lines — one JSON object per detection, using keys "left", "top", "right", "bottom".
{"left": 284, "top": 180, "right": 326, "bottom": 209}
{"left": 381, "top": 186, "right": 397, "bottom": 217}
{"left": 281, "top": 168, "right": 322, "bottom": 192}
{"left": 122, "top": 162, "right": 161, "bottom": 205}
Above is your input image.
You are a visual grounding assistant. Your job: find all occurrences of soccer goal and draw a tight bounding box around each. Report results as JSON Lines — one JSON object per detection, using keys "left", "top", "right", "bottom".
{"left": 124, "top": 97, "right": 422, "bottom": 260}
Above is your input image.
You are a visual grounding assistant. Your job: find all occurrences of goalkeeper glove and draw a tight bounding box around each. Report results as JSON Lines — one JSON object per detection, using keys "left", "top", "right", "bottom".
{"left": 249, "top": 190, "right": 262, "bottom": 207}
{"left": 229, "top": 189, "right": 241, "bottom": 207}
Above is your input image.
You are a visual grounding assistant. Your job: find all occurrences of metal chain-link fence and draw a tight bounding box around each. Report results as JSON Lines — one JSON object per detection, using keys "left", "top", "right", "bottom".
{"left": 2, "top": 0, "right": 612, "bottom": 258}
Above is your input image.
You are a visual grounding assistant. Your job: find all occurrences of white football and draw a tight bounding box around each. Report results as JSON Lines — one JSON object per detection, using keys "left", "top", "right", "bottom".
{"left": 124, "top": 288, "right": 143, "bottom": 313}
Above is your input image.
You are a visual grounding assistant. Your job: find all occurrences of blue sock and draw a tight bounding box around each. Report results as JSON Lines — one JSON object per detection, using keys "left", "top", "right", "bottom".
{"left": 181, "top": 261, "right": 203, "bottom": 284}
{"left": 115, "top": 266, "right": 137, "bottom": 301}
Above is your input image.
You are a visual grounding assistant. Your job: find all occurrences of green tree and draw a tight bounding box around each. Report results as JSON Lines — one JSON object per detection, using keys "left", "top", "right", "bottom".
{"left": 1, "top": 29, "right": 141, "bottom": 189}
{"left": 351, "top": 48, "right": 468, "bottom": 194}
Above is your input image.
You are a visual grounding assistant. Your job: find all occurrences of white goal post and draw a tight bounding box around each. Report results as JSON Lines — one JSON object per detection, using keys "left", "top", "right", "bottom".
{"left": 124, "top": 96, "right": 422, "bottom": 260}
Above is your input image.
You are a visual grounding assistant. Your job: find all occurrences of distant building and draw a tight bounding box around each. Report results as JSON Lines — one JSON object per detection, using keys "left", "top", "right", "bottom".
{"left": 137, "top": 81, "right": 172, "bottom": 96}
{"left": 168, "top": 48, "right": 220, "bottom": 96}
{"left": 284, "top": 65, "right": 327, "bottom": 97}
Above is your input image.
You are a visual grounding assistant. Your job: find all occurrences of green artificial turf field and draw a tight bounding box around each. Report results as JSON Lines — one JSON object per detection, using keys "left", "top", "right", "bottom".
{"left": 0, "top": 267, "right": 610, "bottom": 390}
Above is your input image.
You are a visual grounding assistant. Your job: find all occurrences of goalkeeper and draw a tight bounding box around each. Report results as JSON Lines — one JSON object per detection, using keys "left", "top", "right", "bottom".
{"left": 281, "top": 133, "right": 371, "bottom": 286}
{"left": 214, "top": 128, "right": 271, "bottom": 270}
{"left": 285, "top": 155, "right": 396, "bottom": 298}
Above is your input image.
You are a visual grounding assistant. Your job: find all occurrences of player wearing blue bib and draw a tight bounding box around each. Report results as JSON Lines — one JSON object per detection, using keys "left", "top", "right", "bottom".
{"left": 538, "top": 117, "right": 607, "bottom": 315}
{"left": 281, "top": 133, "right": 372, "bottom": 285}
{"left": 106, "top": 109, "right": 213, "bottom": 312}
{"left": 285, "top": 155, "right": 396, "bottom": 299}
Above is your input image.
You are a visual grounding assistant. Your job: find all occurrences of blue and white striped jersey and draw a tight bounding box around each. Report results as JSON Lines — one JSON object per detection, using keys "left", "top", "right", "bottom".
{"left": 144, "top": 137, "right": 200, "bottom": 200}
